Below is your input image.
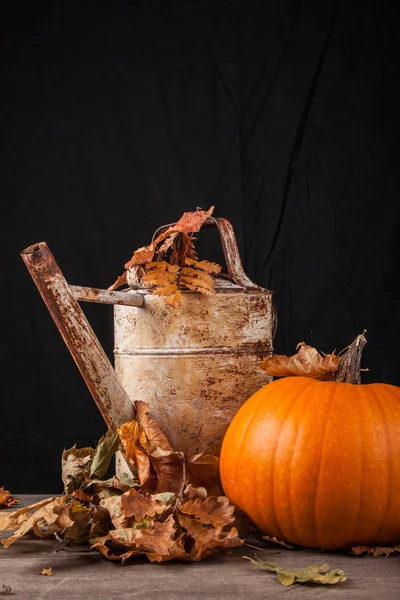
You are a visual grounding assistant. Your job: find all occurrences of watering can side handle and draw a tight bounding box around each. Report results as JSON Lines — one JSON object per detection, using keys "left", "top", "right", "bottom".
{"left": 70, "top": 285, "right": 143, "bottom": 307}
{"left": 20, "top": 242, "right": 136, "bottom": 429}
{"left": 152, "top": 216, "right": 261, "bottom": 290}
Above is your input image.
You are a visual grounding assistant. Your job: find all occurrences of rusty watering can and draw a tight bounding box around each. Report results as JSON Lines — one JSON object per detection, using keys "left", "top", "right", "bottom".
{"left": 21, "top": 217, "right": 276, "bottom": 457}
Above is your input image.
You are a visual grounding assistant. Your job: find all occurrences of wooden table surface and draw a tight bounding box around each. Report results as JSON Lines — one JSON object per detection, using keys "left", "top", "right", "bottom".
{"left": 1, "top": 495, "right": 399, "bottom": 599}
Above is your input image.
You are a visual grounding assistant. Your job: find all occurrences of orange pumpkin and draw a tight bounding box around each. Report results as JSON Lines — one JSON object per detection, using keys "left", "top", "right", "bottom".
{"left": 220, "top": 351, "right": 400, "bottom": 550}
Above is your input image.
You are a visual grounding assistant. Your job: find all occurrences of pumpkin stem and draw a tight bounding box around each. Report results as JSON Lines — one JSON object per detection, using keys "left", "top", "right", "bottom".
{"left": 334, "top": 331, "right": 367, "bottom": 384}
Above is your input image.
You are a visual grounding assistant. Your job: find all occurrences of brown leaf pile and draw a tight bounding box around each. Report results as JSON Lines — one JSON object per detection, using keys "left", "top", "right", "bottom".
{"left": 0, "top": 488, "right": 17, "bottom": 509}
{"left": 260, "top": 342, "right": 341, "bottom": 380}
{"left": 109, "top": 207, "right": 222, "bottom": 306}
{"left": 0, "top": 401, "right": 241, "bottom": 563}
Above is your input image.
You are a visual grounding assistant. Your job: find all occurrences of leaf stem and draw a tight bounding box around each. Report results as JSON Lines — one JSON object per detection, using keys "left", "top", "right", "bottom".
{"left": 334, "top": 331, "right": 367, "bottom": 384}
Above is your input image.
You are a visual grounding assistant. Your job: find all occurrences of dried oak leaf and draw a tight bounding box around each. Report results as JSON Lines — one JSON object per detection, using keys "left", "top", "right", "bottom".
{"left": 178, "top": 513, "right": 240, "bottom": 561}
{"left": 260, "top": 342, "right": 341, "bottom": 380}
{"left": 350, "top": 544, "right": 400, "bottom": 557}
{"left": 179, "top": 495, "right": 235, "bottom": 527}
{"left": 120, "top": 488, "right": 174, "bottom": 521}
{"left": 0, "top": 488, "right": 17, "bottom": 509}
{"left": 244, "top": 557, "right": 347, "bottom": 586}
{"left": 40, "top": 568, "right": 53, "bottom": 577}
{"left": 91, "top": 514, "right": 179, "bottom": 564}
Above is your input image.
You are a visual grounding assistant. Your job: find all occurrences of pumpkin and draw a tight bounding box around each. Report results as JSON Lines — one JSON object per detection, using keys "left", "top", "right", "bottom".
{"left": 220, "top": 335, "right": 400, "bottom": 550}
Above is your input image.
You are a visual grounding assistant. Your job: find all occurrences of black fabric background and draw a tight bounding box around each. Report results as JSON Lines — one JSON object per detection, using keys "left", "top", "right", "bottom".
{"left": 1, "top": 0, "right": 400, "bottom": 492}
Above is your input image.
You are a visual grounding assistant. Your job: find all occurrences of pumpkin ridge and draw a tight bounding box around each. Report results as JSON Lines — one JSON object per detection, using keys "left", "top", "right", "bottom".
{"left": 369, "top": 385, "right": 391, "bottom": 542}
{"left": 272, "top": 378, "right": 316, "bottom": 543}
{"left": 312, "top": 383, "right": 336, "bottom": 549}
{"left": 348, "top": 383, "right": 365, "bottom": 545}
{"left": 252, "top": 381, "right": 294, "bottom": 540}
{"left": 222, "top": 387, "right": 272, "bottom": 521}
{"left": 286, "top": 380, "right": 319, "bottom": 545}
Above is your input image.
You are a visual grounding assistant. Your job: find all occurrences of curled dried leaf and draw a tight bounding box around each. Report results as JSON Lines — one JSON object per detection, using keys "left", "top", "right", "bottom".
{"left": 40, "top": 568, "right": 53, "bottom": 577}
{"left": 135, "top": 401, "right": 173, "bottom": 452}
{"left": 1, "top": 497, "right": 73, "bottom": 548}
{"left": 107, "top": 271, "right": 127, "bottom": 292}
{"left": 0, "top": 488, "right": 17, "bottom": 509}
{"left": 172, "top": 206, "right": 214, "bottom": 234}
{"left": 260, "top": 343, "right": 341, "bottom": 380}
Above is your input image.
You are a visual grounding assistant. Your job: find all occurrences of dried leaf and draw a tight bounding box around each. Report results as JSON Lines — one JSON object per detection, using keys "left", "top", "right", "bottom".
{"left": 125, "top": 244, "right": 156, "bottom": 268}
{"left": 0, "top": 488, "right": 17, "bottom": 508}
{"left": 1, "top": 497, "right": 73, "bottom": 548}
{"left": 185, "top": 258, "right": 221, "bottom": 275}
{"left": 260, "top": 343, "right": 341, "bottom": 380}
{"left": 93, "top": 514, "right": 178, "bottom": 563}
{"left": 40, "top": 568, "right": 53, "bottom": 576}
{"left": 153, "top": 283, "right": 179, "bottom": 297}
{"left": 120, "top": 488, "right": 174, "bottom": 521}
{"left": 263, "top": 535, "right": 296, "bottom": 549}
{"left": 187, "top": 453, "right": 221, "bottom": 494}
{"left": 135, "top": 401, "right": 173, "bottom": 452}
{"left": 89, "top": 430, "right": 119, "bottom": 479}
{"left": 117, "top": 420, "right": 151, "bottom": 487}
{"left": 179, "top": 496, "right": 235, "bottom": 527}
{"left": 244, "top": 557, "right": 347, "bottom": 586}
{"left": 99, "top": 495, "right": 129, "bottom": 530}
{"left": 146, "top": 261, "right": 180, "bottom": 273}
{"left": 0, "top": 497, "right": 57, "bottom": 532}
{"left": 89, "top": 505, "right": 113, "bottom": 544}
{"left": 71, "top": 488, "right": 93, "bottom": 503}
{"left": 165, "top": 289, "right": 183, "bottom": 307}
{"left": 150, "top": 448, "right": 185, "bottom": 494}
{"left": 141, "top": 270, "right": 176, "bottom": 288}
{"left": 107, "top": 271, "right": 127, "bottom": 291}
{"left": 65, "top": 502, "right": 92, "bottom": 543}
{"left": 350, "top": 544, "right": 400, "bottom": 557}
{"left": 178, "top": 513, "right": 240, "bottom": 561}
{"left": 0, "top": 585, "right": 12, "bottom": 596}
{"left": 61, "top": 445, "right": 96, "bottom": 494}
{"left": 172, "top": 206, "right": 214, "bottom": 234}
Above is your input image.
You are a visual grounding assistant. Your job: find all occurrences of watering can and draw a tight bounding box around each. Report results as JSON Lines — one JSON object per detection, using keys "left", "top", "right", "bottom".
{"left": 21, "top": 217, "right": 276, "bottom": 459}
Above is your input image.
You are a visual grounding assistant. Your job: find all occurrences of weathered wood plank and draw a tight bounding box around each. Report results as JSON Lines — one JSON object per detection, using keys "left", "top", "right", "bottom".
{"left": 1, "top": 496, "right": 399, "bottom": 600}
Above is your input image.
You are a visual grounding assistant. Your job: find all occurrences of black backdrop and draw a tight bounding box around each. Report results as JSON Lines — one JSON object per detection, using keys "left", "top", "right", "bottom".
{"left": 2, "top": 0, "right": 400, "bottom": 493}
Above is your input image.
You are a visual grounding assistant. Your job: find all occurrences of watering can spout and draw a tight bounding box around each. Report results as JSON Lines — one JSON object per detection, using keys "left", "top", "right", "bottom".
{"left": 20, "top": 242, "right": 139, "bottom": 429}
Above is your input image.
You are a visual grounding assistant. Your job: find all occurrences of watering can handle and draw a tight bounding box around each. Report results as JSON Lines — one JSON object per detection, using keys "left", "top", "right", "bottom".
{"left": 153, "top": 216, "right": 260, "bottom": 291}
